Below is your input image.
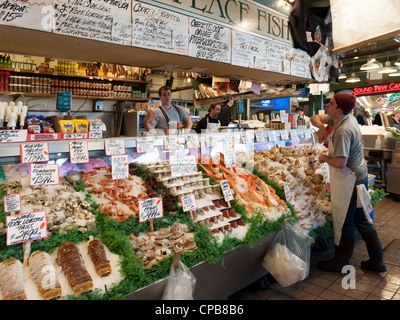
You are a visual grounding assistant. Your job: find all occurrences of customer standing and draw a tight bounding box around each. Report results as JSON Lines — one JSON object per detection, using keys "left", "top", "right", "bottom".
{"left": 311, "top": 93, "right": 386, "bottom": 273}
{"left": 218, "top": 94, "right": 234, "bottom": 126}
{"left": 389, "top": 110, "right": 400, "bottom": 130}
{"left": 144, "top": 85, "right": 192, "bottom": 134}
{"left": 353, "top": 107, "right": 365, "bottom": 125}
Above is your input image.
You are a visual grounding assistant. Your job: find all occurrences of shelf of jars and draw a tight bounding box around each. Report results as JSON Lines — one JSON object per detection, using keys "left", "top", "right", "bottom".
{"left": 0, "top": 91, "right": 149, "bottom": 102}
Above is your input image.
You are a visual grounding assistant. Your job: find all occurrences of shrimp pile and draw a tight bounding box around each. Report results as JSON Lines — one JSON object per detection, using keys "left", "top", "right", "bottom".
{"left": 81, "top": 167, "right": 147, "bottom": 222}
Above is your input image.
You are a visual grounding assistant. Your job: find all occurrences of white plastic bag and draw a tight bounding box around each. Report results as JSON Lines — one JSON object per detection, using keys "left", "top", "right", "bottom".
{"left": 263, "top": 220, "right": 314, "bottom": 287}
{"left": 162, "top": 261, "right": 196, "bottom": 300}
{"left": 357, "top": 184, "right": 374, "bottom": 224}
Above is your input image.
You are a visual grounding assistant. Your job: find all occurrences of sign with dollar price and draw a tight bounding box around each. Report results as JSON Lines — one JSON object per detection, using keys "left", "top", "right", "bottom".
{"left": 69, "top": 140, "right": 89, "bottom": 164}
{"left": 6, "top": 210, "right": 48, "bottom": 246}
{"left": 220, "top": 180, "right": 234, "bottom": 202}
{"left": 30, "top": 164, "right": 59, "bottom": 186}
{"left": 181, "top": 194, "right": 198, "bottom": 212}
{"left": 165, "top": 135, "right": 181, "bottom": 150}
{"left": 255, "top": 131, "right": 265, "bottom": 142}
{"left": 3, "top": 194, "right": 21, "bottom": 213}
{"left": 105, "top": 139, "right": 126, "bottom": 155}
{"left": 283, "top": 182, "right": 292, "bottom": 201}
{"left": 139, "top": 197, "right": 163, "bottom": 223}
{"left": 186, "top": 134, "right": 200, "bottom": 149}
{"left": 169, "top": 155, "right": 198, "bottom": 177}
{"left": 89, "top": 121, "right": 103, "bottom": 139}
{"left": 111, "top": 155, "right": 129, "bottom": 180}
{"left": 20, "top": 142, "right": 49, "bottom": 163}
{"left": 280, "top": 130, "right": 289, "bottom": 140}
{"left": 136, "top": 137, "right": 154, "bottom": 153}
{"left": 268, "top": 130, "right": 276, "bottom": 142}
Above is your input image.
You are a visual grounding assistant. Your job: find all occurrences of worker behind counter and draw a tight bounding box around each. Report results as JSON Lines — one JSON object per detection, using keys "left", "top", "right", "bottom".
{"left": 144, "top": 85, "right": 192, "bottom": 134}
{"left": 389, "top": 110, "right": 400, "bottom": 130}
{"left": 195, "top": 103, "right": 221, "bottom": 133}
{"left": 218, "top": 94, "right": 234, "bottom": 126}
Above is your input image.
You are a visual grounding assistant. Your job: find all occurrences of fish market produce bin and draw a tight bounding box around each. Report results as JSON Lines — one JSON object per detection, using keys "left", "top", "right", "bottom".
{"left": 125, "top": 233, "right": 276, "bottom": 300}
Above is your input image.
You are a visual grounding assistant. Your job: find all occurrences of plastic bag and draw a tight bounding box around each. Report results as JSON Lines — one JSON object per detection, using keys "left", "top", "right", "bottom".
{"left": 357, "top": 184, "right": 374, "bottom": 224}
{"left": 262, "top": 219, "right": 314, "bottom": 287}
{"left": 162, "top": 261, "right": 196, "bottom": 300}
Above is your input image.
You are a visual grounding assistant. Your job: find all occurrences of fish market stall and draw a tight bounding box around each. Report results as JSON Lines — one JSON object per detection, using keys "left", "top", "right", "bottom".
{"left": 0, "top": 129, "right": 331, "bottom": 300}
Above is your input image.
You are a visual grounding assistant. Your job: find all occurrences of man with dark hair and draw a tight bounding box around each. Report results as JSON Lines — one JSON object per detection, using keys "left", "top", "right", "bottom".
{"left": 218, "top": 94, "right": 234, "bottom": 126}
{"left": 353, "top": 108, "right": 365, "bottom": 125}
{"left": 144, "top": 85, "right": 192, "bottom": 133}
{"left": 389, "top": 110, "right": 400, "bottom": 130}
{"left": 311, "top": 93, "right": 386, "bottom": 273}
{"left": 195, "top": 103, "right": 221, "bottom": 133}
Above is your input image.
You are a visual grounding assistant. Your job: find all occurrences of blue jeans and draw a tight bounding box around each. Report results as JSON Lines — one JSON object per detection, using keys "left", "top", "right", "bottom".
{"left": 341, "top": 177, "right": 374, "bottom": 239}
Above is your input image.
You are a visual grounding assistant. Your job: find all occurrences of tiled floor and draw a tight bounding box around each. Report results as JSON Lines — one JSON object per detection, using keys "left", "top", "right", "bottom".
{"left": 229, "top": 196, "right": 400, "bottom": 300}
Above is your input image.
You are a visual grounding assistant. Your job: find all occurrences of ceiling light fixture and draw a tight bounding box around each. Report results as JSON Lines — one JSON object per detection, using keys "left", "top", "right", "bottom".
{"left": 360, "top": 58, "right": 380, "bottom": 71}
{"left": 338, "top": 73, "right": 347, "bottom": 79}
{"left": 378, "top": 60, "right": 397, "bottom": 73}
{"left": 346, "top": 72, "right": 361, "bottom": 83}
{"left": 389, "top": 66, "right": 400, "bottom": 77}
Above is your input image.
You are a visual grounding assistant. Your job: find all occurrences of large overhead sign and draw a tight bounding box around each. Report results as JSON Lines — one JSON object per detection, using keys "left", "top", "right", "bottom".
{"left": 331, "top": 0, "right": 400, "bottom": 53}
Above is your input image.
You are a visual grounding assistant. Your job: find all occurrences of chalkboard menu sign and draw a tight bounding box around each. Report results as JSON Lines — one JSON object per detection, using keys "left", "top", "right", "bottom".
{"left": 53, "top": 0, "right": 132, "bottom": 45}
{"left": 231, "top": 30, "right": 263, "bottom": 69}
{"left": 132, "top": 1, "right": 189, "bottom": 55}
{"left": 188, "top": 17, "right": 231, "bottom": 64}
{"left": 0, "top": 0, "right": 52, "bottom": 31}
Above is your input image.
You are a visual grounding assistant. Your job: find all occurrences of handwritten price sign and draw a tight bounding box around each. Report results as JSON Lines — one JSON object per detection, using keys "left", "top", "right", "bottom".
{"left": 220, "top": 180, "right": 234, "bottom": 202}
{"left": 136, "top": 137, "right": 154, "bottom": 153}
{"left": 30, "top": 164, "right": 59, "bottom": 186}
{"left": 111, "top": 155, "right": 129, "bottom": 180}
{"left": 181, "top": 194, "right": 198, "bottom": 212}
{"left": 69, "top": 140, "right": 89, "bottom": 164}
{"left": 6, "top": 210, "right": 48, "bottom": 245}
{"left": 3, "top": 194, "right": 21, "bottom": 213}
{"left": 20, "top": 142, "right": 49, "bottom": 163}
{"left": 105, "top": 139, "right": 126, "bottom": 155}
{"left": 139, "top": 197, "right": 163, "bottom": 223}
{"left": 169, "top": 155, "right": 198, "bottom": 177}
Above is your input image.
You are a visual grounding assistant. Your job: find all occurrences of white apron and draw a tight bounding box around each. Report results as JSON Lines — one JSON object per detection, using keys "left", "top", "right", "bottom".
{"left": 206, "top": 117, "right": 221, "bottom": 132}
{"left": 327, "top": 117, "right": 356, "bottom": 246}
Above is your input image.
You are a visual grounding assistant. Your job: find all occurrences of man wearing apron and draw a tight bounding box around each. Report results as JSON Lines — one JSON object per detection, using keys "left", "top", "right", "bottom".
{"left": 311, "top": 93, "right": 386, "bottom": 273}
{"left": 144, "top": 86, "right": 192, "bottom": 134}
{"left": 195, "top": 103, "right": 221, "bottom": 133}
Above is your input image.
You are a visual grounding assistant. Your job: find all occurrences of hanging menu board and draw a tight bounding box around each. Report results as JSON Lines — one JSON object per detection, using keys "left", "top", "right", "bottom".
{"left": 0, "top": 0, "right": 52, "bottom": 31}
{"left": 231, "top": 30, "right": 263, "bottom": 69}
{"left": 132, "top": 1, "right": 189, "bottom": 55}
{"left": 188, "top": 17, "right": 231, "bottom": 64}
{"left": 264, "top": 39, "right": 292, "bottom": 74}
{"left": 53, "top": 0, "right": 132, "bottom": 45}
{"left": 291, "top": 48, "right": 312, "bottom": 79}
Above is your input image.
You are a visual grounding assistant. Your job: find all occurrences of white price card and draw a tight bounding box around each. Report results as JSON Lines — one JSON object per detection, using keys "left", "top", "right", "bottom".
{"left": 3, "top": 194, "right": 21, "bottom": 213}
{"left": 0, "top": 129, "right": 28, "bottom": 143}
{"left": 169, "top": 155, "right": 198, "bottom": 177}
{"left": 30, "top": 164, "right": 59, "bottom": 186}
{"left": 186, "top": 134, "right": 200, "bottom": 149}
{"left": 20, "top": 142, "right": 49, "bottom": 163}
{"left": 136, "top": 137, "right": 154, "bottom": 153}
{"left": 283, "top": 182, "right": 291, "bottom": 201}
{"left": 89, "top": 121, "right": 103, "bottom": 139}
{"left": 105, "top": 139, "right": 126, "bottom": 155}
{"left": 6, "top": 210, "right": 48, "bottom": 245}
{"left": 139, "top": 197, "right": 164, "bottom": 223}
{"left": 220, "top": 180, "right": 234, "bottom": 202}
{"left": 320, "top": 162, "right": 330, "bottom": 191}
{"left": 111, "top": 155, "right": 129, "bottom": 180}
{"left": 164, "top": 135, "right": 181, "bottom": 150}
{"left": 280, "top": 130, "right": 289, "bottom": 140}
{"left": 289, "top": 130, "right": 298, "bottom": 140}
{"left": 241, "top": 130, "right": 254, "bottom": 144}
{"left": 69, "top": 141, "right": 89, "bottom": 164}
{"left": 267, "top": 131, "right": 276, "bottom": 142}
{"left": 181, "top": 194, "right": 198, "bottom": 212}
{"left": 255, "top": 131, "right": 265, "bottom": 142}
{"left": 223, "top": 136, "right": 236, "bottom": 168}
{"left": 205, "top": 134, "right": 218, "bottom": 147}
{"left": 304, "top": 129, "right": 312, "bottom": 140}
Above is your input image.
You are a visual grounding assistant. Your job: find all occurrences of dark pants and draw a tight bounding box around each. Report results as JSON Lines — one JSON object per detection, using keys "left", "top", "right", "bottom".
{"left": 341, "top": 177, "right": 374, "bottom": 239}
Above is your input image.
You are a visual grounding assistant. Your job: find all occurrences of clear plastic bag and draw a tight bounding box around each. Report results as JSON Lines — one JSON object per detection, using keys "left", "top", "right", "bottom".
{"left": 162, "top": 261, "right": 196, "bottom": 300}
{"left": 262, "top": 219, "right": 315, "bottom": 287}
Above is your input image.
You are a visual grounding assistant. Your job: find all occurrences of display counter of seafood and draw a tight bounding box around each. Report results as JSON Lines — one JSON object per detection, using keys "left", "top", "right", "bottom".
{"left": 0, "top": 129, "right": 325, "bottom": 300}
